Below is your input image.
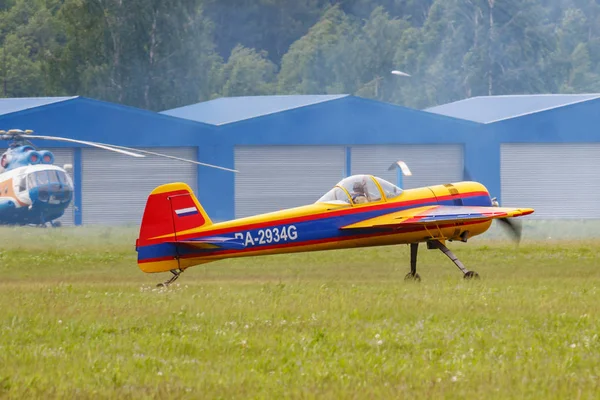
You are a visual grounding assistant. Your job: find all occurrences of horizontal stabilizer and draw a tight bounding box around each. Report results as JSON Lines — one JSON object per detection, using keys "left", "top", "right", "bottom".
{"left": 341, "top": 205, "right": 534, "bottom": 230}
{"left": 177, "top": 236, "right": 245, "bottom": 250}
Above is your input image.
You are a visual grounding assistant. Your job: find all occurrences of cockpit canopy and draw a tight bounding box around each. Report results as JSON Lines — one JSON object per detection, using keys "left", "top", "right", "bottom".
{"left": 13, "top": 168, "right": 73, "bottom": 193}
{"left": 316, "top": 174, "right": 402, "bottom": 205}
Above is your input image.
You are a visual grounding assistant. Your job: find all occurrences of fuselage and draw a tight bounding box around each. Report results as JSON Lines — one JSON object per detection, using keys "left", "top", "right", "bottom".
{"left": 0, "top": 164, "right": 73, "bottom": 224}
{"left": 137, "top": 181, "right": 494, "bottom": 273}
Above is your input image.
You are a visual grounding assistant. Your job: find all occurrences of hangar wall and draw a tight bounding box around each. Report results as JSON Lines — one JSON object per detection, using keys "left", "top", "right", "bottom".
{"left": 490, "top": 97, "right": 600, "bottom": 219}
{"left": 350, "top": 145, "right": 464, "bottom": 189}
{"left": 232, "top": 143, "right": 465, "bottom": 219}
{"left": 234, "top": 146, "right": 346, "bottom": 217}
{"left": 81, "top": 147, "right": 197, "bottom": 225}
{"left": 501, "top": 143, "right": 600, "bottom": 219}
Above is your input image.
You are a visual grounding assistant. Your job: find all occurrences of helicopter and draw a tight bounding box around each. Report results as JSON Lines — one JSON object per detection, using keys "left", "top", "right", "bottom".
{"left": 0, "top": 129, "right": 237, "bottom": 227}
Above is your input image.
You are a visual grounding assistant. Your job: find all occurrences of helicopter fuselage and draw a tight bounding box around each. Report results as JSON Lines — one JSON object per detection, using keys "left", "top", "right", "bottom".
{"left": 0, "top": 164, "right": 73, "bottom": 225}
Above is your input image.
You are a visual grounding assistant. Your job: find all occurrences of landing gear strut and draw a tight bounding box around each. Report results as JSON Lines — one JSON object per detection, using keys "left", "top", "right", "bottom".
{"left": 406, "top": 240, "right": 479, "bottom": 281}
{"left": 157, "top": 269, "right": 183, "bottom": 287}
{"left": 404, "top": 243, "right": 421, "bottom": 281}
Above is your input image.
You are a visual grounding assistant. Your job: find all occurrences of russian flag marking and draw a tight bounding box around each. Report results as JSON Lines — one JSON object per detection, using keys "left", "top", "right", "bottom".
{"left": 175, "top": 206, "right": 199, "bottom": 217}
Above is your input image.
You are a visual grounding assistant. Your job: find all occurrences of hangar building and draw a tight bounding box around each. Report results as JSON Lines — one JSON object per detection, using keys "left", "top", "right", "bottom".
{"left": 426, "top": 94, "right": 600, "bottom": 219}
{"left": 4, "top": 93, "right": 597, "bottom": 225}
{"left": 0, "top": 96, "right": 216, "bottom": 225}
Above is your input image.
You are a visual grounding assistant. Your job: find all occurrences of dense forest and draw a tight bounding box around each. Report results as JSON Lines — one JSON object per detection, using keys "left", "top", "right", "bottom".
{"left": 0, "top": 0, "right": 599, "bottom": 111}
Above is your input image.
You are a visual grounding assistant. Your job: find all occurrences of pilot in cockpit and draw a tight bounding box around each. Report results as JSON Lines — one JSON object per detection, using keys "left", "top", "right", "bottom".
{"left": 351, "top": 181, "right": 369, "bottom": 204}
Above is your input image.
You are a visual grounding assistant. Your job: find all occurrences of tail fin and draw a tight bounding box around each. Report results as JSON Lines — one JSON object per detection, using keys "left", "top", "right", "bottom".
{"left": 136, "top": 183, "right": 211, "bottom": 273}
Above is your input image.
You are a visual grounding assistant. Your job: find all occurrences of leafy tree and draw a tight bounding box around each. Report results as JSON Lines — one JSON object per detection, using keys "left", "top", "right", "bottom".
{"left": 553, "top": 5, "right": 600, "bottom": 92}
{"left": 205, "top": 0, "right": 327, "bottom": 62}
{"left": 277, "top": 5, "right": 360, "bottom": 94}
{"left": 48, "top": 0, "right": 221, "bottom": 111}
{"left": 0, "top": 0, "right": 62, "bottom": 97}
{"left": 219, "top": 44, "right": 277, "bottom": 97}
{"left": 0, "top": 0, "right": 598, "bottom": 110}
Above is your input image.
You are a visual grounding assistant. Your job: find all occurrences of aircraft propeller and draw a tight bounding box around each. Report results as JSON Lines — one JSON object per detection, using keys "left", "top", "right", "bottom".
{"left": 496, "top": 216, "right": 523, "bottom": 243}
{"left": 465, "top": 169, "right": 523, "bottom": 244}
{"left": 0, "top": 129, "right": 238, "bottom": 172}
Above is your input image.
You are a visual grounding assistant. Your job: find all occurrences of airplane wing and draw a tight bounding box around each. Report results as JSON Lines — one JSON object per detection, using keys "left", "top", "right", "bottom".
{"left": 341, "top": 205, "right": 534, "bottom": 230}
{"left": 175, "top": 236, "right": 245, "bottom": 250}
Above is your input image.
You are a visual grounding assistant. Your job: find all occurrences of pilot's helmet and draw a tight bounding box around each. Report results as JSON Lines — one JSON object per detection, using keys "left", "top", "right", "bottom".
{"left": 353, "top": 181, "right": 365, "bottom": 194}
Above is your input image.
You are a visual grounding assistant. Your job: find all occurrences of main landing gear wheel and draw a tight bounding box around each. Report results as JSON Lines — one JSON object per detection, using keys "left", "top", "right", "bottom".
{"left": 157, "top": 269, "right": 183, "bottom": 287}
{"left": 404, "top": 272, "right": 421, "bottom": 282}
{"left": 463, "top": 271, "right": 480, "bottom": 280}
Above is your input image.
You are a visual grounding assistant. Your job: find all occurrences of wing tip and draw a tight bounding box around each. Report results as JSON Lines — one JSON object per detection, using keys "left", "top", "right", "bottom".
{"left": 517, "top": 208, "right": 534, "bottom": 217}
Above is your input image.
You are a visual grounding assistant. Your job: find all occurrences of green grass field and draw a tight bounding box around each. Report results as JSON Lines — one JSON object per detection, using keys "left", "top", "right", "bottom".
{"left": 1, "top": 225, "right": 599, "bottom": 399}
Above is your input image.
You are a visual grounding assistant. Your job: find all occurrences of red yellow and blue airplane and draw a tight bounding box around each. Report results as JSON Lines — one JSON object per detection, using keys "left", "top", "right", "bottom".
{"left": 136, "top": 171, "right": 534, "bottom": 286}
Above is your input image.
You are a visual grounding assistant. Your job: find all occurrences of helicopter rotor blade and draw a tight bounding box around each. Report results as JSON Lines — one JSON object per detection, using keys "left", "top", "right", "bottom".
{"left": 26, "top": 135, "right": 145, "bottom": 158}
{"left": 85, "top": 142, "right": 239, "bottom": 173}
{"left": 14, "top": 133, "right": 238, "bottom": 172}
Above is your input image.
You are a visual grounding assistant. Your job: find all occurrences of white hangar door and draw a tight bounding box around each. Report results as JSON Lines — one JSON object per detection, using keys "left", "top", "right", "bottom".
{"left": 235, "top": 146, "right": 346, "bottom": 218}
{"left": 47, "top": 148, "right": 74, "bottom": 226}
{"left": 501, "top": 144, "right": 600, "bottom": 219}
{"left": 81, "top": 147, "right": 197, "bottom": 225}
{"left": 351, "top": 145, "right": 464, "bottom": 189}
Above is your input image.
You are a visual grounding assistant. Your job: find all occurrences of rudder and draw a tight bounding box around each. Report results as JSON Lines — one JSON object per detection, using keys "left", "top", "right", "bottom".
{"left": 136, "top": 182, "right": 211, "bottom": 273}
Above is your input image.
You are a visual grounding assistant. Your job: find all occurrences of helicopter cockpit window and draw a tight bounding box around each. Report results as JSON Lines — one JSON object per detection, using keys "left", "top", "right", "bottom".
{"left": 338, "top": 175, "right": 383, "bottom": 205}
{"left": 375, "top": 177, "right": 403, "bottom": 200}
{"left": 27, "top": 171, "right": 50, "bottom": 187}
{"left": 48, "top": 170, "right": 60, "bottom": 184}
{"left": 36, "top": 171, "right": 49, "bottom": 185}
{"left": 316, "top": 187, "right": 351, "bottom": 204}
{"left": 56, "top": 170, "right": 72, "bottom": 187}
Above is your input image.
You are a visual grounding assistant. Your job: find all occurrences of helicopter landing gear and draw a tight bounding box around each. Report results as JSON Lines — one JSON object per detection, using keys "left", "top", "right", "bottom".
{"left": 33, "top": 220, "right": 61, "bottom": 228}
{"left": 427, "top": 240, "right": 479, "bottom": 280}
{"left": 157, "top": 269, "right": 183, "bottom": 288}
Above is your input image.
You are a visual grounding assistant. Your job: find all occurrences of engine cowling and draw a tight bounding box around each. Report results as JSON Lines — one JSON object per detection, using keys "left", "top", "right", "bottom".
{"left": 39, "top": 150, "right": 55, "bottom": 164}
{"left": 27, "top": 151, "right": 42, "bottom": 164}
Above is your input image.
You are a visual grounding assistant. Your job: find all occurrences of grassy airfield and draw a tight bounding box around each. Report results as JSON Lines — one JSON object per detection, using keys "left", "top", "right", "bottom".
{"left": 1, "top": 225, "right": 599, "bottom": 399}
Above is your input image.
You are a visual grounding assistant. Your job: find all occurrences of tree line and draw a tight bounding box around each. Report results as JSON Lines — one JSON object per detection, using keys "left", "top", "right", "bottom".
{"left": 1, "top": 0, "right": 598, "bottom": 111}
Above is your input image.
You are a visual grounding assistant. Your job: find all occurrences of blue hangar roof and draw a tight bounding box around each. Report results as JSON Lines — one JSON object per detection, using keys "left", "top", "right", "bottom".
{"left": 0, "top": 96, "right": 77, "bottom": 116}
{"left": 425, "top": 94, "right": 600, "bottom": 123}
{"left": 161, "top": 94, "right": 349, "bottom": 125}
{"left": 0, "top": 96, "right": 217, "bottom": 147}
